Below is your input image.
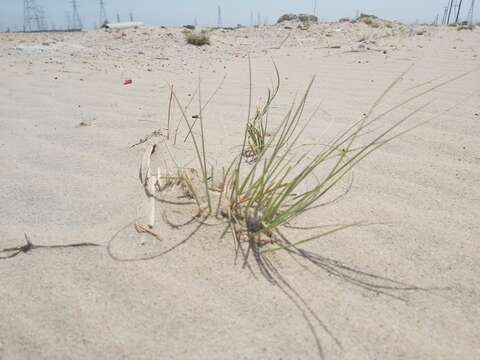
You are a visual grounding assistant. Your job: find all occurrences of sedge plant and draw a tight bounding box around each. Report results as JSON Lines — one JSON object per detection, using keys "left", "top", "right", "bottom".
{"left": 245, "top": 64, "right": 280, "bottom": 160}
{"left": 218, "top": 61, "right": 473, "bottom": 254}
{"left": 163, "top": 58, "right": 474, "bottom": 255}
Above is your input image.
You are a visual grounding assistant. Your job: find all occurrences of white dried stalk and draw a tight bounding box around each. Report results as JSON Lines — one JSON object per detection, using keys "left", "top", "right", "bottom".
{"left": 145, "top": 174, "right": 156, "bottom": 228}
{"left": 140, "top": 144, "right": 155, "bottom": 185}
{"left": 140, "top": 145, "right": 157, "bottom": 229}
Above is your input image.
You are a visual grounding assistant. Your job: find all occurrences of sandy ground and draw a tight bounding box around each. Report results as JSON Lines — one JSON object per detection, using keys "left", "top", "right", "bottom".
{"left": 1, "top": 21, "right": 480, "bottom": 359}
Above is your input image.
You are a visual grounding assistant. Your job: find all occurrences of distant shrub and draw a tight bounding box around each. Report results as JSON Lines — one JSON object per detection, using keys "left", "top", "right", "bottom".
{"left": 358, "top": 14, "right": 380, "bottom": 28}
{"left": 277, "top": 14, "right": 318, "bottom": 24}
{"left": 457, "top": 24, "right": 475, "bottom": 31}
{"left": 358, "top": 13, "right": 378, "bottom": 21}
{"left": 185, "top": 30, "right": 210, "bottom": 46}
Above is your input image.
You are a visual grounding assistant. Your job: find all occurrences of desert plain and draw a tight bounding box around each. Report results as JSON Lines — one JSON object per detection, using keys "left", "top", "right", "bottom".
{"left": 0, "top": 19, "right": 480, "bottom": 359}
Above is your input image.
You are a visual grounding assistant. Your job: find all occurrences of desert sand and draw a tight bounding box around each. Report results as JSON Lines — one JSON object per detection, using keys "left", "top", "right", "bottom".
{"left": 1, "top": 20, "right": 480, "bottom": 359}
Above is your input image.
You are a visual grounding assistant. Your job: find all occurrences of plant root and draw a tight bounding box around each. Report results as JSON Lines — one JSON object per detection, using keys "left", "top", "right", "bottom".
{"left": 0, "top": 234, "right": 100, "bottom": 260}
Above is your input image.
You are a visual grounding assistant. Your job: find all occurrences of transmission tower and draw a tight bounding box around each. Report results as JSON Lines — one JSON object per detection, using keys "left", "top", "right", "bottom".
{"left": 36, "top": 5, "right": 47, "bottom": 31}
{"left": 71, "top": 0, "right": 83, "bottom": 30}
{"left": 99, "top": 0, "right": 108, "bottom": 26}
{"left": 217, "top": 6, "right": 222, "bottom": 27}
{"left": 467, "top": 0, "right": 476, "bottom": 24}
{"left": 65, "top": 11, "right": 71, "bottom": 30}
{"left": 23, "top": 0, "right": 38, "bottom": 32}
{"left": 129, "top": 10, "right": 134, "bottom": 22}
{"left": 116, "top": 12, "right": 120, "bottom": 23}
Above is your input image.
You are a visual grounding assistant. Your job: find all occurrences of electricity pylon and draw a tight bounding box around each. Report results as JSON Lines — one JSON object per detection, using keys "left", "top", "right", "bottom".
{"left": 71, "top": 0, "right": 82, "bottom": 30}
{"left": 217, "top": 6, "right": 222, "bottom": 27}
{"left": 466, "top": 0, "right": 476, "bottom": 24}
{"left": 99, "top": 0, "right": 108, "bottom": 25}
{"left": 23, "top": 0, "right": 38, "bottom": 32}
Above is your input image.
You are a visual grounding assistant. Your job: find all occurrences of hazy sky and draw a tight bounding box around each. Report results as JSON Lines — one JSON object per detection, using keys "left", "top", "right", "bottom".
{"left": 0, "top": 0, "right": 477, "bottom": 31}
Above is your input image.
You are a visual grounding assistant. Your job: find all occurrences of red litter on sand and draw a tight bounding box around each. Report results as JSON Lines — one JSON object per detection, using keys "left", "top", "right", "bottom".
{"left": 123, "top": 79, "right": 133, "bottom": 85}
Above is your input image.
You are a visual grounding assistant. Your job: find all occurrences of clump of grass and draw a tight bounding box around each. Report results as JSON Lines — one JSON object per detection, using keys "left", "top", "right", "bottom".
{"left": 185, "top": 30, "right": 210, "bottom": 46}
{"left": 225, "top": 74, "right": 362, "bottom": 251}
{"left": 155, "top": 59, "right": 472, "bottom": 257}
{"left": 222, "top": 61, "right": 402, "bottom": 252}
{"left": 169, "top": 78, "right": 213, "bottom": 216}
{"left": 245, "top": 64, "right": 280, "bottom": 161}
{"left": 217, "top": 61, "right": 471, "bottom": 254}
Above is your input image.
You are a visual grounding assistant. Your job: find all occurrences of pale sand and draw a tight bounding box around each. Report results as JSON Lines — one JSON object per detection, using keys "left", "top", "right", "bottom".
{"left": 0, "top": 22, "right": 479, "bottom": 359}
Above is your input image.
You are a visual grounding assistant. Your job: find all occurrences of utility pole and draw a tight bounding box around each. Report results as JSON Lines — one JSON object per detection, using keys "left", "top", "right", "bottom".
{"left": 116, "top": 12, "right": 120, "bottom": 23}
{"left": 452, "top": 0, "right": 459, "bottom": 22}
{"left": 447, "top": 0, "right": 454, "bottom": 23}
{"left": 313, "top": 0, "right": 317, "bottom": 18}
{"left": 71, "top": 0, "right": 82, "bottom": 30}
{"left": 250, "top": 9, "right": 254, "bottom": 27}
{"left": 455, "top": 0, "right": 464, "bottom": 22}
{"left": 99, "top": 0, "right": 108, "bottom": 26}
{"left": 466, "top": 0, "right": 476, "bottom": 24}
{"left": 257, "top": 11, "right": 261, "bottom": 27}
{"left": 217, "top": 6, "right": 222, "bottom": 27}
{"left": 442, "top": 4, "right": 449, "bottom": 24}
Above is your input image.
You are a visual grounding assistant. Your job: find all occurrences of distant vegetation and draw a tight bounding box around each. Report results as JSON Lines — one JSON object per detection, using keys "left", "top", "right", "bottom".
{"left": 457, "top": 24, "right": 475, "bottom": 31}
{"left": 184, "top": 30, "right": 210, "bottom": 46}
{"left": 358, "top": 13, "right": 381, "bottom": 28}
{"left": 277, "top": 14, "right": 318, "bottom": 24}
